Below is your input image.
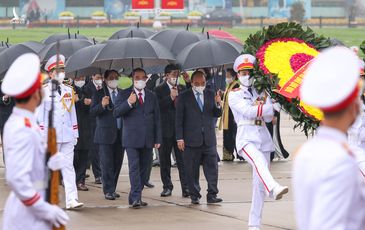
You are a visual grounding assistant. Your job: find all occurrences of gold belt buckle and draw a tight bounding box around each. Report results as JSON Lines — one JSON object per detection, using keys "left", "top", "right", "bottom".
{"left": 254, "top": 120, "right": 262, "bottom": 126}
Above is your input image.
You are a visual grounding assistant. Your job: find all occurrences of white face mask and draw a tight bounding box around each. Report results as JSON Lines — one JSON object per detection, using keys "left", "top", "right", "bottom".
{"left": 225, "top": 78, "right": 233, "bottom": 85}
{"left": 193, "top": 86, "right": 205, "bottom": 94}
{"left": 55, "top": 72, "right": 65, "bottom": 84}
{"left": 107, "top": 80, "right": 118, "bottom": 89}
{"left": 93, "top": 79, "right": 103, "bottom": 87}
{"left": 134, "top": 80, "right": 146, "bottom": 90}
{"left": 168, "top": 77, "right": 178, "bottom": 86}
{"left": 238, "top": 75, "right": 253, "bottom": 87}
{"left": 74, "top": 80, "right": 85, "bottom": 88}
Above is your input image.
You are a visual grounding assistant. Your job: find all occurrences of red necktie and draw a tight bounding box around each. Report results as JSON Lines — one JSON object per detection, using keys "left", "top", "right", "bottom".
{"left": 138, "top": 93, "right": 143, "bottom": 105}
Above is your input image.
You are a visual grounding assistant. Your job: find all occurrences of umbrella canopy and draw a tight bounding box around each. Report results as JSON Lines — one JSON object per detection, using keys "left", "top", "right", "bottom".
{"left": 207, "top": 29, "right": 242, "bottom": 44}
{"left": 0, "top": 44, "right": 38, "bottom": 77}
{"left": 39, "top": 39, "right": 93, "bottom": 63}
{"left": 21, "top": 41, "right": 45, "bottom": 53}
{"left": 65, "top": 44, "right": 106, "bottom": 78}
{"left": 149, "top": 29, "right": 204, "bottom": 56}
{"left": 92, "top": 38, "right": 175, "bottom": 70}
{"left": 42, "top": 33, "right": 88, "bottom": 45}
{"left": 109, "top": 26, "right": 154, "bottom": 40}
{"left": 177, "top": 36, "right": 243, "bottom": 70}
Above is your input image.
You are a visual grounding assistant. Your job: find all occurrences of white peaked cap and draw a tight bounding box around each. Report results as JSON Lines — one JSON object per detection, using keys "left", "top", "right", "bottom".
{"left": 44, "top": 54, "right": 65, "bottom": 72}
{"left": 233, "top": 54, "right": 256, "bottom": 72}
{"left": 300, "top": 47, "right": 361, "bottom": 113}
{"left": 2, "top": 53, "right": 41, "bottom": 99}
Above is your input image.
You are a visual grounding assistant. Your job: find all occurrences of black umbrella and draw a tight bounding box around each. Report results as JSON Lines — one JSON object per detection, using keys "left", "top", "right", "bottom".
{"left": 39, "top": 39, "right": 93, "bottom": 63}
{"left": 21, "top": 41, "right": 45, "bottom": 53}
{"left": 109, "top": 24, "right": 154, "bottom": 40}
{"left": 65, "top": 44, "right": 106, "bottom": 78}
{"left": 91, "top": 38, "right": 175, "bottom": 70}
{"left": 149, "top": 28, "right": 204, "bottom": 57}
{"left": 177, "top": 33, "right": 243, "bottom": 70}
{"left": 42, "top": 30, "right": 88, "bottom": 45}
{"left": 0, "top": 44, "right": 38, "bottom": 77}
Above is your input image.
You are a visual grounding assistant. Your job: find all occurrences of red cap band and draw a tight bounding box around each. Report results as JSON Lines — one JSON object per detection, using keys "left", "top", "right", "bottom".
{"left": 237, "top": 63, "right": 254, "bottom": 71}
{"left": 47, "top": 61, "right": 65, "bottom": 72}
{"left": 321, "top": 85, "right": 359, "bottom": 113}
{"left": 15, "top": 73, "right": 42, "bottom": 99}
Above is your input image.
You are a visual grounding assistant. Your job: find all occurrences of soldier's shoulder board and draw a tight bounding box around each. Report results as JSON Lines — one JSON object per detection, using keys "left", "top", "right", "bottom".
{"left": 24, "top": 117, "right": 32, "bottom": 128}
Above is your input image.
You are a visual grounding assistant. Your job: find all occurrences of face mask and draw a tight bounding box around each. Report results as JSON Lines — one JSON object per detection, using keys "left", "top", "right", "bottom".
{"left": 93, "top": 79, "right": 103, "bottom": 87}
{"left": 193, "top": 86, "right": 205, "bottom": 94}
{"left": 134, "top": 80, "right": 146, "bottom": 90}
{"left": 55, "top": 72, "right": 65, "bottom": 84}
{"left": 168, "top": 77, "right": 177, "bottom": 86}
{"left": 107, "top": 80, "right": 118, "bottom": 89}
{"left": 238, "top": 75, "right": 253, "bottom": 87}
{"left": 226, "top": 78, "right": 233, "bottom": 85}
{"left": 74, "top": 80, "right": 85, "bottom": 88}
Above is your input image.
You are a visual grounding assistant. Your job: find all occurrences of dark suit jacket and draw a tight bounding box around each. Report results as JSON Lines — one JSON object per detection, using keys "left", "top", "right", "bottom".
{"left": 154, "top": 82, "right": 186, "bottom": 139}
{"left": 113, "top": 87, "right": 162, "bottom": 149}
{"left": 90, "top": 84, "right": 122, "bottom": 145}
{"left": 74, "top": 85, "right": 91, "bottom": 150}
{"left": 175, "top": 88, "right": 222, "bottom": 147}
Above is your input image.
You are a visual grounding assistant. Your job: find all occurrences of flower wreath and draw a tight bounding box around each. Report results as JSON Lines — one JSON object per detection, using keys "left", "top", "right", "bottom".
{"left": 243, "top": 22, "right": 331, "bottom": 136}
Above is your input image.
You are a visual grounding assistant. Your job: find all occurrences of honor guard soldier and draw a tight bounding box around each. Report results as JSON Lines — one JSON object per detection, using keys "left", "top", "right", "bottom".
{"left": 37, "top": 54, "right": 84, "bottom": 209}
{"left": 228, "top": 54, "right": 289, "bottom": 230}
{"left": 294, "top": 47, "right": 365, "bottom": 229}
{"left": 2, "top": 53, "right": 69, "bottom": 229}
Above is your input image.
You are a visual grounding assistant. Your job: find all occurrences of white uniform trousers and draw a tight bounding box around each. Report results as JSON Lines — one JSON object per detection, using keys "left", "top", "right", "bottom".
{"left": 239, "top": 143, "right": 279, "bottom": 227}
{"left": 58, "top": 142, "right": 78, "bottom": 205}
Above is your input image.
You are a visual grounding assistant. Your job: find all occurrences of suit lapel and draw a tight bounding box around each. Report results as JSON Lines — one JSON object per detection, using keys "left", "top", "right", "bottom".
{"left": 189, "top": 89, "right": 202, "bottom": 113}
{"left": 203, "top": 90, "right": 209, "bottom": 112}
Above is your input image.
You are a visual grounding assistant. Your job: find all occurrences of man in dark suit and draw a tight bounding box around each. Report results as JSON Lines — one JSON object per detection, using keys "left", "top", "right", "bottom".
{"left": 154, "top": 64, "right": 189, "bottom": 197}
{"left": 114, "top": 67, "right": 162, "bottom": 208}
{"left": 90, "top": 70, "right": 124, "bottom": 200}
{"left": 73, "top": 76, "right": 92, "bottom": 191}
{"left": 84, "top": 74, "right": 103, "bottom": 184}
{"left": 176, "top": 70, "right": 223, "bottom": 205}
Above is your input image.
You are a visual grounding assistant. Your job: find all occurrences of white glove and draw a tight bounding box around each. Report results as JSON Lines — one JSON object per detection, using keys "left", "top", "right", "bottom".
{"left": 29, "top": 199, "right": 69, "bottom": 228}
{"left": 73, "top": 139, "right": 78, "bottom": 146}
{"left": 47, "top": 152, "right": 66, "bottom": 171}
{"left": 273, "top": 102, "right": 281, "bottom": 112}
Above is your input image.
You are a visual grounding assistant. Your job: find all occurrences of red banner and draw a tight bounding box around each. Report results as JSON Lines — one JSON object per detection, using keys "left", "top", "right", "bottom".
{"left": 279, "top": 60, "right": 313, "bottom": 99}
{"left": 161, "top": 0, "right": 184, "bottom": 9}
{"left": 132, "top": 0, "right": 154, "bottom": 9}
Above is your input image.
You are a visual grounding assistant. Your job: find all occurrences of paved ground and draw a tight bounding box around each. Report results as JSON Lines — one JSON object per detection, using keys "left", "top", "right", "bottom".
{"left": 0, "top": 114, "right": 307, "bottom": 230}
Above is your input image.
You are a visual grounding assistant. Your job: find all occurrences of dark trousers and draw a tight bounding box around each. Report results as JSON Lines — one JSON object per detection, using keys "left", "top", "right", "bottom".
{"left": 99, "top": 131, "right": 124, "bottom": 195}
{"left": 89, "top": 125, "right": 101, "bottom": 178}
{"left": 183, "top": 144, "right": 219, "bottom": 199}
{"left": 126, "top": 147, "right": 153, "bottom": 204}
{"left": 159, "top": 136, "right": 188, "bottom": 191}
{"left": 74, "top": 149, "right": 89, "bottom": 184}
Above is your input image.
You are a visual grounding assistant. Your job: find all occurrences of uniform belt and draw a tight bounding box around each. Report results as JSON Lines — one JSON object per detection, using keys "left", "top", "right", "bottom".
{"left": 33, "top": 180, "right": 46, "bottom": 190}
{"left": 238, "top": 120, "right": 264, "bottom": 126}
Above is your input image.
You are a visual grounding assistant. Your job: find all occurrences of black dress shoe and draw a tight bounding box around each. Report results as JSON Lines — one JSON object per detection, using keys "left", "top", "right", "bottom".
{"left": 140, "top": 200, "right": 148, "bottom": 206}
{"left": 160, "top": 188, "right": 172, "bottom": 197}
{"left": 105, "top": 193, "right": 115, "bottom": 200}
{"left": 207, "top": 197, "right": 223, "bottom": 204}
{"left": 131, "top": 200, "right": 141, "bottom": 209}
{"left": 191, "top": 197, "right": 200, "bottom": 205}
{"left": 144, "top": 182, "right": 155, "bottom": 188}
{"left": 182, "top": 189, "right": 190, "bottom": 198}
{"left": 113, "top": 192, "right": 120, "bottom": 198}
{"left": 95, "top": 177, "right": 102, "bottom": 184}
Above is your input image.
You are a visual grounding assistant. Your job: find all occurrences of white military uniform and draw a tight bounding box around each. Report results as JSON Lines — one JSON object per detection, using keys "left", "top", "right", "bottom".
{"left": 229, "top": 85, "right": 280, "bottom": 227}
{"left": 3, "top": 107, "right": 51, "bottom": 229}
{"left": 294, "top": 47, "right": 365, "bottom": 229}
{"left": 228, "top": 54, "right": 287, "bottom": 229}
{"left": 2, "top": 53, "right": 69, "bottom": 230}
{"left": 37, "top": 81, "right": 79, "bottom": 206}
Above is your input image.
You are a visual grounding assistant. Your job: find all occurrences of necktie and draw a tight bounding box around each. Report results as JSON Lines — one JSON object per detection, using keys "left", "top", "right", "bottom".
{"left": 97, "top": 86, "right": 101, "bottom": 90}
{"left": 138, "top": 92, "right": 143, "bottom": 105}
{"left": 248, "top": 87, "right": 253, "bottom": 97}
{"left": 57, "top": 85, "right": 61, "bottom": 95}
{"left": 111, "top": 90, "right": 116, "bottom": 104}
{"left": 196, "top": 92, "right": 203, "bottom": 112}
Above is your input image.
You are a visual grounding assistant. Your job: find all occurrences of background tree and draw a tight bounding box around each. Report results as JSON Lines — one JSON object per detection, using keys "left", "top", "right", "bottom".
{"left": 290, "top": 1, "right": 305, "bottom": 24}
